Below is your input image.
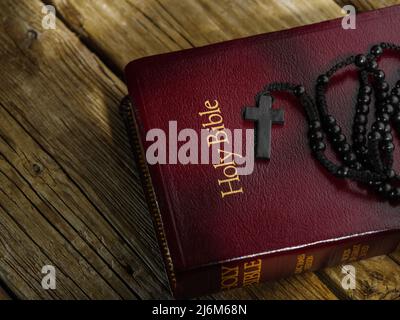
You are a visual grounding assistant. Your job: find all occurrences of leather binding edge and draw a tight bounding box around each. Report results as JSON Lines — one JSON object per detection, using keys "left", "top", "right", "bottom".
{"left": 119, "top": 96, "right": 177, "bottom": 293}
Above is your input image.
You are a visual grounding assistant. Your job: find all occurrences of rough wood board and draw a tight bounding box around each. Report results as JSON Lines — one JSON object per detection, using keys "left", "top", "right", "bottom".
{"left": 0, "top": 0, "right": 170, "bottom": 299}
{"left": 48, "top": 0, "right": 345, "bottom": 70}
{"left": 335, "top": 0, "right": 400, "bottom": 11}
{"left": 320, "top": 255, "right": 400, "bottom": 300}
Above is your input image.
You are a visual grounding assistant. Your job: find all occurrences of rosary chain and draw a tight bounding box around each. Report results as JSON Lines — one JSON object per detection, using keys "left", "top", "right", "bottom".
{"left": 263, "top": 42, "right": 400, "bottom": 200}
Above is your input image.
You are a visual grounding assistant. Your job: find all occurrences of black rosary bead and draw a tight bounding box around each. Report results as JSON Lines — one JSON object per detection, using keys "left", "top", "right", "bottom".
{"left": 354, "top": 124, "right": 366, "bottom": 134}
{"left": 378, "top": 183, "right": 392, "bottom": 195}
{"left": 390, "top": 188, "right": 400, "bottom": 199}
{"left": 369, "top": 179, "right": 383, "bottom": 186}
{"left": 377, "top": 113, "right": 390, "bottom": 123}
{"left": 376, "top": 91, "right": 389, "bottom": 101}
{"left": 350, "top": 162, "right": 362, "bottom": 170}
{"left": 338, "top": 143, "right": 351, "bottom": 153}
{"left": 368, "top": 131, "right": 382, "bottom": 141}
{"left": 382, "top": 104, "right": 394, "bottom": 115}
{"left": 371, "top": 45, "right": 383, "bottom": 56}
{"left": 332, "top": 133, "right": 346, "bottom": 144}
{"left": 353, "top": 133, "right": 366, "bottom": 145}
{"left": 317, "top": 75, "right": 329, "bottom": 85}
{"left": 309, "top": 130, "right": 324, "bottom": 141}
{"left": 389, "top": 94, "right": 399, "bottom": 106}
{"left": 294, "top": 85, "right": 306, "bottom": 96}
{"left": 393, "top": 112, "right": 400, "bottom": 123}
{"left": 396, "top": 80, "right": 400, "bottom": 88}
{"left": 368, "top": 60, "right": 378, "bottom": 70}
{"left": 358, "top": 94, "right": 371, "bottom": 104}
{"left": 355, "top": 54, "right": 368, "bottom": 68}
{"left": 328, "top": 124, "right": 341, "bottom": 135}
{"left": 382, "top": 142, "right": 395, "bottom": 152}
{"left": 383, "top": 132, "right": 393, "bottom": 142}
{"left": 355, "top": 114, "right": 368, "bottom": 125}
{"left": 374, "top": 70, "right": 386, "bottom": 81}
{"left": 356, "top": 104, "right": 369, "bottom": 114}
{"left": 309, "top": 120, "right": 322, "bottom": 130}
{"left": 386, "top": 169, "right": 396, "bottom": 179}
{"left": 377, "top": 81, "right": 390, "bottom": 92}
{"left": 324, "top": 115, "right": 336, "bottom": 126}
{"left": 337, "top": 166, "right": 350, "bottom": 178}
{"left": 371, "top": 121, "right": 386, "bottom": 132}
{"left": 392, "top": 87, "right": 400, "bottom": 96}
{"left": 360, "top": 85, "right": 372, "bottom": 95}
{"left": 343, "top": 152, "right": 357, "bottom": 164}
{"left": 311, "top": 141, "right": 326, "bottom": 152}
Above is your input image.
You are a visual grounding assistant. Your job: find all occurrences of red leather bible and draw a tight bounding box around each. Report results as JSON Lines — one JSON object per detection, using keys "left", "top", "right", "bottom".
{"left": 122, "top": 5, "right": 400, "bottom": 298}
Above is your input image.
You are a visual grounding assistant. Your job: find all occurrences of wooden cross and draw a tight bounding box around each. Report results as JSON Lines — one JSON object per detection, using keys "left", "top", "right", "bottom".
{"left": 243, "top": 93, "right": 285, "bottom": 159}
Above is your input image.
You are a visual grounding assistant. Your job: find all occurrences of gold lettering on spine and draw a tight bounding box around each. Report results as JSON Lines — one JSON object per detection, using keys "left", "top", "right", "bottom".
{"left": 342, "top": 244, "right": 370, "bottom": 262}
{"left": 220, "top": 259, "right": 262, "bottom": 290}
{"left": 221, "top": 266, "right": 239, "bottom": 290}
{"left": 243, "top": 259, "right": 262, "bottom": 286}
{"left": 295, "top": 254, "right": 306, "bottom": 274}
{"left": 295, "top": 254, "right": 314, "bottom": 274}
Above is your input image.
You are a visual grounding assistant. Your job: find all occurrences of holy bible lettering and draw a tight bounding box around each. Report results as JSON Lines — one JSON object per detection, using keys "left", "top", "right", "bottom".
{"left": 294, "top": 254, "right": 314, "bottom": 274}
{"left": 198, "top": 99, "right": 244, "bottom": 199}
{"left": 220, "top": 259, "right": 262, "bottom": 290}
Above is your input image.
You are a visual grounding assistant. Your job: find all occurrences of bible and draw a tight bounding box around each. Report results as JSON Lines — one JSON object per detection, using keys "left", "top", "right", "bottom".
{"left": 121, "top": 5, "right": 400, "bottom": 298}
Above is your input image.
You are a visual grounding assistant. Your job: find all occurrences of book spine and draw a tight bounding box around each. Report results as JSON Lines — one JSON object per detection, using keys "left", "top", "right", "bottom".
{"left": 174, "top": 230, "right": 400, "bottom": 298}
{"left": 120, "top": 96, "right": 178, "bottom": 293}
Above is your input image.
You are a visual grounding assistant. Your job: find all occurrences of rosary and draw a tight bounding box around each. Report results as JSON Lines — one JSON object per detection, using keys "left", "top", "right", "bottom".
{"left": 244, "top": 42, "right": 400, "bottom": 200}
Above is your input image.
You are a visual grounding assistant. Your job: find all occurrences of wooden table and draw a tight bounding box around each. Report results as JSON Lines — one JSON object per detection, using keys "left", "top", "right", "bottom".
{"left": 0, "top": 0, "right": 399, "bottom": 300}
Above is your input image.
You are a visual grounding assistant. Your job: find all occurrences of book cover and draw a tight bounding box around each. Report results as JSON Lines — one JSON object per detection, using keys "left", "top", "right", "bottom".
{"left": 122, "top": 5, "right": 400, "bottom": 298}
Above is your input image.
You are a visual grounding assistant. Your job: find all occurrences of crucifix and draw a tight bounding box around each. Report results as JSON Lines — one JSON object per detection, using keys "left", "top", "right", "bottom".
{"left": 243, "top": 93, "right": 285, "bottom": 159}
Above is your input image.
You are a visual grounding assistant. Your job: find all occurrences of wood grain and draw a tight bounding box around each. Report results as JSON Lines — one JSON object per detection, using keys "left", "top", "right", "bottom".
{"left": 335, "top": 0, "right": 400, "bottom": 11}
{"left": 320, "top": 255, "right": 400, "bottom": 300}
{"left": 48, "top": 0, "right": 345, "bottom": 70}
{"left": 0, "top": 0, "right": 170, "bottom": 299}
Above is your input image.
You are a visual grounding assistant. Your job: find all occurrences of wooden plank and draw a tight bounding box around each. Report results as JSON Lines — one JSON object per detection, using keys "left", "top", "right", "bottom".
{"left": 335, "top": 0, "right": 400, "bottom": 11}
{"left": 48, "top": 0, "right": 345, "bottom": 70}
{"left": 209, "top": 272, "right": 338, "bottom": 300}
{"left": 319, "top": 255, "right": 400, "bottom": 300}
{"left": 0, "top": 0, "right": 171, "bottom": 299}
{"left": 246, "top": 273, "right": 338, "bottom": 300}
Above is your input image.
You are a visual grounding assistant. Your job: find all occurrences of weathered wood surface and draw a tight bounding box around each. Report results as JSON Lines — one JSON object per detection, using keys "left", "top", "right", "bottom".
{"left": 47, "top": 0, "right": 345, "bottom": 71}
{"left": 0, "top": 0, "right": 167, "bottom": 299}
{"left": 0, "top": 0, "right": 399, "bottom": 300}
{"left": 335, "top": 0, "right": 400, "bottom": 11}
